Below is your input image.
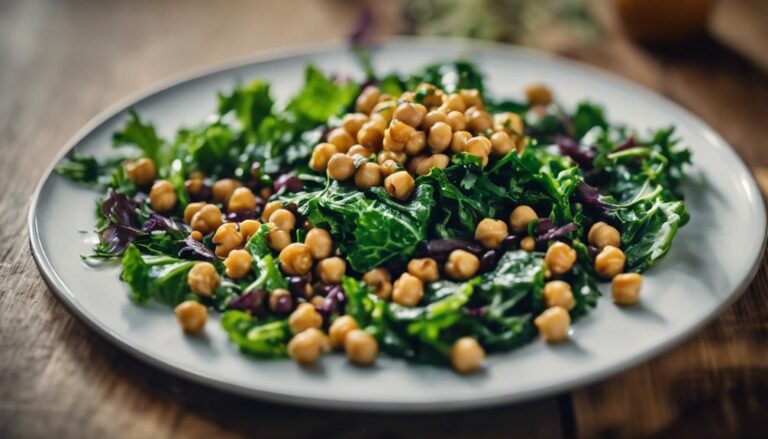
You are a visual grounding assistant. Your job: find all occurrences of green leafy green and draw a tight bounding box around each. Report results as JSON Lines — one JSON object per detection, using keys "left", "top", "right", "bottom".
{"left": 244, "top": 224, "right": 287, "bottom": 291}
{"left": 112, "top": 109, "right": 168, "bottom": 166}
{"left": 120, "top": 244, "right": 195, "bottom": 305}
{"left": 221, "top": 311, "right": 291, "bottom": 357}
{"left": 290, "top": 182, "right": 435, "bottom": 272}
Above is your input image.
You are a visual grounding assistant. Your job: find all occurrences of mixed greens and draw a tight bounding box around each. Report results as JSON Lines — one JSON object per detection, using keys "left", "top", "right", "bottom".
{"left": 57, "top": 57, "right": 690, "bottom": 372}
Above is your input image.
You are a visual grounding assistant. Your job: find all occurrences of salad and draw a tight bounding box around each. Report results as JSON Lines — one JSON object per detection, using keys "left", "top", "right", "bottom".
{"left": 57, "top": 58, "right": 690, "bottom": 373}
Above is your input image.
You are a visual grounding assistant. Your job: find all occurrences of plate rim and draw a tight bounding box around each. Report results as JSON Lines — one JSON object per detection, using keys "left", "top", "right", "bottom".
{"left": 27, "top": 36, "right": 768, "bottom": 412}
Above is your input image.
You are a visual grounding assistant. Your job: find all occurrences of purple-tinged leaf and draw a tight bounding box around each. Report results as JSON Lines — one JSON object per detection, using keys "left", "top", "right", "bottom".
{"left": 556, "top": 135, "right": 596, "bottom": 169}
{"left": 101, "top": 189, "right": 139, "bottom": 227}
{"left": 576, "top": 181, "right": 611, "bottom": 212}
{"left": 177, "top": 236, "right": 216, "bottom": 261}
{"left": 100, "top": 224, "right": 139, "bottom": 254}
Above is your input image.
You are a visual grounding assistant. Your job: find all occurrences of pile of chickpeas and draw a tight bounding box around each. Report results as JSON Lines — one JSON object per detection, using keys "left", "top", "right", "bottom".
{"left": 309, "top": 83, "right": 527, "bottom": 202}
{"left": 122, "top": 81, "right": 644, "bottom": 374}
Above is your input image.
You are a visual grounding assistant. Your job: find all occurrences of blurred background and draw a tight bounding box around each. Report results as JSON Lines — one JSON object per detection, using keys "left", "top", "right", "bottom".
{"left": 3, "top": 1, "right": 768, "bottom": 438}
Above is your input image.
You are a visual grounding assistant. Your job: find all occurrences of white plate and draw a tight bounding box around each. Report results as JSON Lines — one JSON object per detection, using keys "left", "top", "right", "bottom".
{"left": 29, "top": 38, "right": 766, "bottom": 411}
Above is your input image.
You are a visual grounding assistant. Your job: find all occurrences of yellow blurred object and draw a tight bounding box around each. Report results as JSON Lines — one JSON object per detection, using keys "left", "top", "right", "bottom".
{"left": 616, "top": 0, "right": 714, "bottom": 44}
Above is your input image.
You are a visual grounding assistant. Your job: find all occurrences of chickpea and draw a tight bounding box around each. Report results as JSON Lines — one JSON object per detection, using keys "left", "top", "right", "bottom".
{"left": 588, "top": 222, "right": 621, "bottom": 250}
{"left": 149, "top": 180, "right": 177, "bottom": 212}
{"left": 228, "top": 187, "right": 257, "bottom": 212}
{"left": 427, "top": 122, "right": 453, "bottom": 153}
{"left": 344, "top": 329, "right": 378, "bottom": 365}
{"left": 189, "top": 230, "right": 203, "bottom": 241}
{"left": 490, "top": 131, "right": 515, "bottom": 156}
{"left": 239, "top": 219, "right": 262, "bottom": 241}
{"left": 269, "top": 208, "right": 296, "bottom": 231}
{"left": 302, "top": 228, "right": 330, "bottom": 260}
{"left": 415, "top": 83, "right": 443, "bottom": 107}
{"left": 451, "top": 130, "right": 472, "bottom": 153}
{"left": 187, "top": 262, "right": 220, "bottom": 297}
{"left": 327, "top": 127, "right": 355, "bottom": 153}
{"left": 269, "top": 288, "right": 292, "bottom": 312}
{"left": 363, "top": 268, "right": 393, "bottom": 299}
{"left": 382, "top": 129, "right": 405, "bottom": 152}
{"left": 329, "top": 315, "right": 358, "bottom": 350}
{"left": 595, "top": 245, "right": 626, "bottom": 279}
{"left": 327, "top": 153, "right": 356, "bottom": 181}
{"left": 347, "top": 144, "right": 372, "bottom": 158}
{"left": 342, "top": 113, "right": 369, "bottom": 137}
{"left": 212, "top": 178, "right": 241, "bottom": 203}
{"left": 421, "top": 110, "right": 447, "bottom": 130}
{"left": 279, "top": 243, "right": 313, "bottom": 275}
{"left": 184, "top": 178, "right": 208, "bottom": 201}
{"left": 365, "top": 111, "right": 386, "bottom": 129}
{"left": 355, "top": 86, "right": 381, "bottom": 114}
{"left": 543, "top": 280, "right": 575, "bottom": 311}
{"left": 394, "top": 103, "right": 424, "bottom": 128}
{"left": 287, "top": 328, "right": 329, "bottom": 364}
{"left": 445, "top": 111, "right": 467, "bottom": 132}
{"left": 415, "top": 154, "right": 449, "bottom": 176}
{"left": 174, "top": 300, "right": 207, "bottom": 334}
{"left": 494, "top": 112, "right": 524, "bottom": 135}
{"left": 534, "top": 306, "right": 571, "bottom": 343}
{"left": 545, "top": 242, "right": 577, "bottom": 275}
{"left": 525, "top": 84, "right": 553, "bottom": 106}
{"left": 224, "top": 249, "right": 253, "bottom": 279}
{"left": 464, "top": 136, "right": 490, "bottom": 167}
{"left": 380, "top": 160, "right": 399, "bottom": 178}
{"left": 408, "top": 154, "right": 428, "bottom": 175}
{"left": 509, "top": 205, "right": 537, "bottom": 234}
{"left": 310, "top": 295, "right": 326, "bottom": 308}
{"left": 392, "top": 273, "right": 424, "bottom": 307}
{"left": 612, "top": 272, "right": 643, "bottom": 305}
{"left": 354, "top": 162, "right": 382, "bottom": 190}
{"left": 388, "top": 119, "right": 414, "bottom": 144}
{"left": 190, "top": 204, "right": 223, "bottom": 234}
{"left": 357, "top": 122, "right": 385, "bottom": 151}
{"left": 465, "top": 135, "right": 492, "bottom": 155}
{"left": 309, "top": 143, "right": 338, "bottom": 172}
{"left": 267, "top": 228, "right": 292, "bottom": 252}
{"left": 404, "top": 130, "right": 427, "bottom": 155}
{"left": 459, "top": 89, "right": 483, "bottom": 109}
{"left": 212, "top": 222, "right": 243, "bottom": 249}
{"left": 466, "top": 107, "right": 493, "bottom": 134}
{"left": 475, "top": 218, "right": 509, "bottom": 249}
{"left": 443, "top": 93, "right": 466, "bottom": 112}
{"left": 184, "top": 201, "right": 206, "bottom": 225}
{"left": 289, "top": 302, "right": 323, "bottom": 333}
{"left": 378, "top": 150, "right": 407, "bottom": 165}
{"left": 317, "top": 256, "right": 346, "bottom": 284}
{"left": 407, "top": 258, "right": 439, "bottom": 283}
{"left": 445, "top": 249, "right": 480, "bottom": 280}
{"left": 186, "top": 170, "right": 205, "bottom": 181}
{"left": 521, "top": 236, "right": 536, "bottom": 252}
{"left": 371, "top": 100, "right": 396, "bottom": 122}
{"left": 450, "top": 337, "right": 485, "bottom": 374}
{"left": 125, "top": 157, "right": 156, "bottom": 186}
{"left": 259, "top": 187, "right": 273, "bottom": 200}
{"left": 261, "top": 200, "right": 282, "bottom": 222}
{"left": 384, "top": 171, "right": 415, "bottom": 201}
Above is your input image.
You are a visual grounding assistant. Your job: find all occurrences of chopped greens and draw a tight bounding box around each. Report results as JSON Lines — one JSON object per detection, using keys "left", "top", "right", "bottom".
{"left": 57, "top": 55, "right": 691, "bottom": 372}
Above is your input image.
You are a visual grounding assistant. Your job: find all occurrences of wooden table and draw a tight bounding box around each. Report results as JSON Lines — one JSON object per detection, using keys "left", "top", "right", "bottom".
{"left": 2, "top": 1, "right": 767, "bottom": 437}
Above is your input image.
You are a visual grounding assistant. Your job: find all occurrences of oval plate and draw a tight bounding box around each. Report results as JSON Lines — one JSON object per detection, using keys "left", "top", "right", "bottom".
{"left": 29, "top": 38, "right": 766, "bottom": 411}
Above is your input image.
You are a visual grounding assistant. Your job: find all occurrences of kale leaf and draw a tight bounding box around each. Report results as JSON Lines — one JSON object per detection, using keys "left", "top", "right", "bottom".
{"left": 221, "top": 311, "right": 291, "bottom": 357}
{"left": 290, "top": 182, "right": 435, "bottom": 272}
{"left": 120, "top": 244, "right": 196, "bottom": 305}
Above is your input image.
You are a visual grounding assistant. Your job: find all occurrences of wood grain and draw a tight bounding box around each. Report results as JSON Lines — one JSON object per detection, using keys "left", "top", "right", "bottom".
{"left": 1, "top": 1, "right": 767, "bottom": 438}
